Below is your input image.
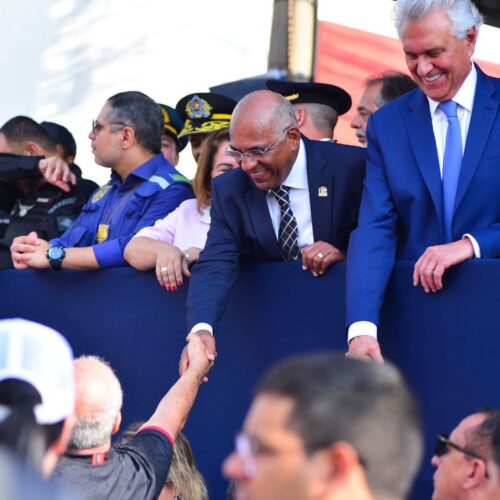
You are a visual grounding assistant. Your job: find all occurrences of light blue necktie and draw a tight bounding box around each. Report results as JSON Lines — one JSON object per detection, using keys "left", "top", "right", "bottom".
{"left": 438, "top": 100, "right": 462, "bottom": 243}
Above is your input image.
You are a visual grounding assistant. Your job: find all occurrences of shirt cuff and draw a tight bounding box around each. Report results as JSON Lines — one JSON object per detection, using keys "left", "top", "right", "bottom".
{"left": 462, "top": 234, "right": 481, "bottom": 259}
{"left": 93, "top": 239, "right": 126, "bottom": 268}
{"left": 190, "top": 323, "right": 214, "bottom": 336}
{"left": 347, "top": 321, "right": 378, "bottom": 344}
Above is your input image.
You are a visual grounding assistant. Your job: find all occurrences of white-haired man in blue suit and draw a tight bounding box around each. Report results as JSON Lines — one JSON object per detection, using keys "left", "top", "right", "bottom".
{"left": 346, "top": 0, "right": 500, "bottom": 361}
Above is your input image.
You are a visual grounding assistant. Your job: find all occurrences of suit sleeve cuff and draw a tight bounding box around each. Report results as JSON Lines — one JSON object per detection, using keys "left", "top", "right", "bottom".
{"left": 462, "top": 234, "right": 480, "bottom": 259}
{"left": 190, "top": 323, "right": 214, "bottom": 336}
{"left": 347, "top": 321, "right": 378, "bottom": 345}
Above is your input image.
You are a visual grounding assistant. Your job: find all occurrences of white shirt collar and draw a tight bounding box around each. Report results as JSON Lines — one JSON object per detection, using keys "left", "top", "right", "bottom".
{"left": 428, "top": 63, "right": 477, "bottom": 115}
{"left": 279, "top": 138, "right": 308, "bottom": 190}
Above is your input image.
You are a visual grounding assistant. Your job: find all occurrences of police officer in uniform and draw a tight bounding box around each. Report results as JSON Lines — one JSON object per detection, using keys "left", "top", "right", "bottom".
{"left": 175, "top": 92, "right": 237, "bottom": 163}
{"left": 11, "top": 91, "right": 193, "bottom": 271}
{"left": 0, "top": 117, "right": 97, "bottom": 268}
{"left": 266, "top": 80, "right": 352, "bottom": 141}
{"left": 157, "top": 104, "right": 188, "bottom": 167}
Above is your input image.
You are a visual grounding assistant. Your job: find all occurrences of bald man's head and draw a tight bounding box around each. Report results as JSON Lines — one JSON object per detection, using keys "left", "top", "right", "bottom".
{"left": 228, "top": 90, "right": 301, "bottom": 190}
{"left": 69, "top": 356, "right": 123, "bottom": 450}
{"left": 231, "top": 90, "right": 298, "bottom": 136}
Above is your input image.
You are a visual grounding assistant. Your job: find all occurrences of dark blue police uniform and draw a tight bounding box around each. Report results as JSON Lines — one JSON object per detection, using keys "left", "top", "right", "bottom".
{"left": 50, "top": 154, "right": 193, "bottom": 268}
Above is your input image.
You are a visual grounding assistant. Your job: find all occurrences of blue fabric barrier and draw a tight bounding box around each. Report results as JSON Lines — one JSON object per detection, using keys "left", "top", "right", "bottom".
{"left": 1, "top": 260, "right": 499, "bottom": 498}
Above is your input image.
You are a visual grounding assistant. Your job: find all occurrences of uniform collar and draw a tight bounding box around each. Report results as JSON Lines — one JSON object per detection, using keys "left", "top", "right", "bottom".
{"left": 111, "top": 153, "right": 165, "bottom": 189}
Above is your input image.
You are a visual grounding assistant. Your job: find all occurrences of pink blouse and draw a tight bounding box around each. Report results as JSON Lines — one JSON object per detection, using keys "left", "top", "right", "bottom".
{"left": 133, "top": 199, "right": 210, "bottom": 250}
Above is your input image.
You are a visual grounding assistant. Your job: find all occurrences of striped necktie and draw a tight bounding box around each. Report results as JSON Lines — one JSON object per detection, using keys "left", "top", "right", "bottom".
{"left": 271, "top": 185, "right": 300, "bottom": 261}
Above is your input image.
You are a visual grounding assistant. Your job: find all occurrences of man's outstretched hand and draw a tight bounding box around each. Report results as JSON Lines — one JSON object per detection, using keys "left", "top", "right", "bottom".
{"left": 179, "top": 330, "right": 216, "bottom": 382}
{"left": 346, "top": 335, "right": 384, "bottom": 363}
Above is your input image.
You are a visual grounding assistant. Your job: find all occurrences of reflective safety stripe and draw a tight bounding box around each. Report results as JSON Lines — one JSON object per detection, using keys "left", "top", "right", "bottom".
{"left": 148, "top": 175, "right": 170, "bottom": 190}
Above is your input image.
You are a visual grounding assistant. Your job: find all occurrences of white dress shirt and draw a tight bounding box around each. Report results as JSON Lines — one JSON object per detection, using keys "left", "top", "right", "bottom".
{"left": 267, "top": 138, "right": 314, "bottom": 247}
{"left": 429, "top": 64, "right": 476, "bottom": 172}
{"left": 429, "top": 65, "right": 480, "bottom": 257}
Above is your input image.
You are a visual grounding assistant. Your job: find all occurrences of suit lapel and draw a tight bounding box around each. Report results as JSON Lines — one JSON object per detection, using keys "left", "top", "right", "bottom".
{"left": 304, "top": 137, "right": 332, "bottom": 242}
{"left": 455, "top": 68, "right": 498, "bottom": 212}
{"left": 244, "top": 184, "right": 282, "bottom": 258}
{"left": 405, "top": 91, "right": 444, "bottom": 231}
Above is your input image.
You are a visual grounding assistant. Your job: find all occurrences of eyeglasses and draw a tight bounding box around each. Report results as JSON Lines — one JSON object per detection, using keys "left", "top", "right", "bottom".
{"left": 435, "top": 434, "right": 484, "bottom": 460}
{"left": 91, "top": 119, "right": 127, "bottom": 135}
{"left": 235, "top": 433, "right": 258, "bottom": 477}
{"left": 233, "top": 432, "right": 303, "bottom": 478}
{"left": 225, "top": 127, "right": 291, "bottom": 164}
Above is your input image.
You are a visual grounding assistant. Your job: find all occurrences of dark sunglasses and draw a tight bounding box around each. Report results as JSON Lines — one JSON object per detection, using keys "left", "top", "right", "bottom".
{"left": 435, "top": 434, "right": 483, "bottom": 460}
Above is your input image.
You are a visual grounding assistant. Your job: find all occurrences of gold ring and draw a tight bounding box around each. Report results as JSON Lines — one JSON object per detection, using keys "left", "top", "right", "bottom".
{"left": 160, "top": 266, "right": 168, "bottom": 273}
{"left": 317, "top": 252, "right": 325, "bottom": 260}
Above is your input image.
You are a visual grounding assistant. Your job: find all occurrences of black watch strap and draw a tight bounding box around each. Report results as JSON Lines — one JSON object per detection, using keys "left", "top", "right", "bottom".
{"left": 46, "top": 245, "right": 66, "bottom": 271}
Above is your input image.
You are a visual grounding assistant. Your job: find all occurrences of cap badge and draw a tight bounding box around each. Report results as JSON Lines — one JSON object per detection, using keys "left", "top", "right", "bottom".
{"left": 186, "top": 95, "right": 213, "bottom": 119}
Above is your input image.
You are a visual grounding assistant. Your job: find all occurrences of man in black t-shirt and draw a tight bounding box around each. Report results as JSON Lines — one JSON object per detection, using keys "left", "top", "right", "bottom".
{"left": 51, "top": 334, "right": 212, "bottom": 500}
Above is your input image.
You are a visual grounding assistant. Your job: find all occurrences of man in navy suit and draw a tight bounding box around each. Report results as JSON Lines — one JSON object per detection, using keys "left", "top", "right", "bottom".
{"left": 179, "top": 90, "right": 366, "bottom": 371}
{"left": 346, "top": 0, "right": 498, "bottom": 361}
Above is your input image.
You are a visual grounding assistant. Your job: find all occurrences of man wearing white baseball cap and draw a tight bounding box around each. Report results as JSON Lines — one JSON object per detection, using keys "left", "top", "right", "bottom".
{"left": 0, "top": 318, "right": 76, "bottom": 478}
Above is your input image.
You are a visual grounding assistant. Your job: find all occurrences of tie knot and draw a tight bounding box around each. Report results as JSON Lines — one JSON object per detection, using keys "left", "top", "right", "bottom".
{"left": 272, "top": 185, "right": 289, "bottom": 195}
{"left": 271, "top": 185, "right": 290, "bottom": 206}
{"left": 439, "top": 100, "right": 458, "bottom": 119}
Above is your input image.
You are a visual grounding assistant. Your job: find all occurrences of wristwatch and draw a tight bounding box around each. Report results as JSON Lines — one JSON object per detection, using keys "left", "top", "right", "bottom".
{"left": 46, "top": 245, "right": 66, "bottom": 271}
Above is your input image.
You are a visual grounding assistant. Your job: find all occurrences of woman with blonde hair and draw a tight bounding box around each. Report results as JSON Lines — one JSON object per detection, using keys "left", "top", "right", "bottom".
{"left": 120, "top": 426, "right": 208, "bottom": 500}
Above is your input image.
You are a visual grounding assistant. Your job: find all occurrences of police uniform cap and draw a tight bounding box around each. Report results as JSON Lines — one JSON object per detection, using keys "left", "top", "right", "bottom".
{"left": 158, "top": 103, "right": 188, "bottom": 152}
{"left": 175, "top": 92, "right": 237, "bottom": 138}
{"left": 266, "top": 80, "right": 352, "bottom": 116}
{"left": 40, "top": 121, "right": 77, "bottom": 158}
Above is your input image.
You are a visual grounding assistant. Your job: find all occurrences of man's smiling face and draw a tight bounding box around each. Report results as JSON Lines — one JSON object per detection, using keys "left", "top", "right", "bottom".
{"left": 402, "top": 9, "right": 476, "bottom": 102}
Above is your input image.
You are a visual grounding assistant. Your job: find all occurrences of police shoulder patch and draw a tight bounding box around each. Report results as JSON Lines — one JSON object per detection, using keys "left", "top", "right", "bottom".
{"left": 92, "top": 183, "right": 112, "bottom": 203}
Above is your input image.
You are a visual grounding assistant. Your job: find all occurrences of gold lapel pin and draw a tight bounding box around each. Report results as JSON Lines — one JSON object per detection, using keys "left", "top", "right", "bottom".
{"left": 318, "top": 186, "right": 328, "bottom": 197}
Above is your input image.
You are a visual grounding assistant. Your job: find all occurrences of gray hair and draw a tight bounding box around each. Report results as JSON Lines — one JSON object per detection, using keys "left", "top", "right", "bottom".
{"left": 274, "top": 96, "right": 299, "bottom": 132}
{"left": 299, "top": 102, "right": 338, "bottom": 134}
{"left": 256, "top": 353, "right": 423, "bottom": 500}
{"left": 467, "top": 409, "right": 500, "bottom": 463}
{"left": 106, "top": 91, "right": 163, "bottom": 154}
{"left": 69, "top": 356, "right": 123, "bottom": 450}
{"left": 393, "top": 0, "right": 483, "bottom": 39}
